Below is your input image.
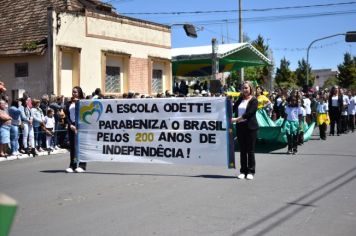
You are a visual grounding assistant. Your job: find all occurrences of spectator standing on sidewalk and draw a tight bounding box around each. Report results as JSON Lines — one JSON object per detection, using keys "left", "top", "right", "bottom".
{"left": 8, "top": 100, "right": 22, "bottom": 156}
{"left": 31, "top": 99, "right": 45, "bottom": 153}
{"left": 44, "top": 109, "right": 55, "bottom": 152}
{"left": 0, "top": 100, "right": 11, "bottom": 157}
{"left": 19, "top": 97, "right": 35, "bottom": 156}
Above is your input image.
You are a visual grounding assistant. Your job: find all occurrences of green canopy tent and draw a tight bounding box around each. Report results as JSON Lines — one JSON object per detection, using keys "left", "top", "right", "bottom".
{"left": 172, "top": 43, "right": 272, "bottom": 76}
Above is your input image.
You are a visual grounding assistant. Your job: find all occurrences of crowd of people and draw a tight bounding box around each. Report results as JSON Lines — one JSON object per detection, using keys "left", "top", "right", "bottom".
{"left": 232, "top": 82, "right": 355, "bottom": 180}
{"left": 0, "top": 80, "right": 355, "bottom": 177}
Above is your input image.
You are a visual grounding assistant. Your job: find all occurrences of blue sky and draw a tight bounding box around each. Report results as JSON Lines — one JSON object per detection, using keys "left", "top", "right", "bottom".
{"left": 108, "top": 0, "right": 355, "bottom": 71}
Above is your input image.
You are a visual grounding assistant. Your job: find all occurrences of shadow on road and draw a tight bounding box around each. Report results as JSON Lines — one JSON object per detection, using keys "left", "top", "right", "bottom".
{"left": 40, "top": 170, "right": 236, "bottom": 179}
{"left": 232, "top": 165, "right": 356, "bottom": 236}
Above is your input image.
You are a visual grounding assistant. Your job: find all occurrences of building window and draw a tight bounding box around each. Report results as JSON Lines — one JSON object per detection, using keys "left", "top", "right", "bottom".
{"left": 105, "top": 66, "right": 120, "bottom": 93}
{"left": 15, "top": 63, "right": 28, "bottom": 77}
{"left": 152, "top": 69, "right": 163, "bottom": 93}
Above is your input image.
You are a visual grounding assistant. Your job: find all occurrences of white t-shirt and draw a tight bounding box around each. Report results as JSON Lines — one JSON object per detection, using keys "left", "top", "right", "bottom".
{"left": 348, "top": 96, "right": 356, "bottom": 115}
{"left": 331, "top": 96, "right": 339, "bottom": 107}
{"left": 342, "top": 95, "right": 350, "bottom": 116}
{"left": 300, "top": 106, "right": 306, "bottom": 117}
{"left": 303, "top": 98, "right": 311, "bottom": 115}
{"left": 276, "top": 97, "right": 282, "bottom": 106}
{"left": 44, "top": 116, "right": 55, "bottom": 129}
{"left": 238, "top": 99, "right": 249, "bottom": 117}
{"left": 69, "top": 103, "right": 76, "bottom": 123}
{"left": 285, "top": 106, "right": 303, "bottom": 121}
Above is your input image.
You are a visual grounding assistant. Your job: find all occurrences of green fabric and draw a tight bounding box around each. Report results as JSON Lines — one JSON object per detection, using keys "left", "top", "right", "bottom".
{"left": 233, "top": 108, "right": 315, "bottom": 147}
{"left": 255, "top": 109, "right": 315, "bottom": 144}
{"left": 0, "top": 202, "right": 17, "bottom": 236}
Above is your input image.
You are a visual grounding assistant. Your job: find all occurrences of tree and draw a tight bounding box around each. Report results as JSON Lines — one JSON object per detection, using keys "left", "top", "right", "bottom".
{"left": 323, "top": 76, "right": 339, "bottom": 89}
{"left": 295, "top": 58, "right": 315, "bottom": 87}
{"left": 337, "top": 52, "right": 356, "bottom": 88}
{"left": 250, "top": 34, "right": 273, "bottom": 87}
{"left": 274, "top": 57, "right": 296, "bottom": 88}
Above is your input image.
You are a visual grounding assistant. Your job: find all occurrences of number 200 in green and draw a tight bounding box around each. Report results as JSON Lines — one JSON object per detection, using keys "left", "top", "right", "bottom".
{"left": 135, "top": 133, "right": 154, "bottom": 142}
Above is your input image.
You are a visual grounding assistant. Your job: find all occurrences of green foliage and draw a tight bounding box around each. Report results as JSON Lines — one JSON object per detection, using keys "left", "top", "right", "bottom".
{"left": 274, "top": 57, "right": 296, "bottom": 88}
{"left": 323, "top": 76, "right": 339, "bottom": 89}
{"left": 295, "top": 58, "right": 315, "bottom": 87}
{"left": 22, "top": 41, "right": 38, "bottom": 51}
{"left": 337, "top": 53, "right": 356, "bottom": 88}
{"left": 249, "top": 34, "right": 272, "bottom": 86}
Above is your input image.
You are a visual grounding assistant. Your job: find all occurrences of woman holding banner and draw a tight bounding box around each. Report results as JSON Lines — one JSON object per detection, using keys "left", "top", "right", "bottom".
{"left": 232, "top": 81, "right": 259, "bottom": 180}
{"left": 64, "top": 86, "right": 86, "bottom": 173}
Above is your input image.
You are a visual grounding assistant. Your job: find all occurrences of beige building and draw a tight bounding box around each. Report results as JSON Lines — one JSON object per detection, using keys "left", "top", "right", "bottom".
{"left": 0, "top": 0, "right": 172, "bottom": 99}
{"left": 312, "top": 69, "right": 338, "bottom": 88}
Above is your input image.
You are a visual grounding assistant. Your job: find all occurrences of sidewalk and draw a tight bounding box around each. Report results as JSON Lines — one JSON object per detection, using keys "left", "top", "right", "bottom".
{"left": 0, "top": 148, "right": 69, "bottom": 162}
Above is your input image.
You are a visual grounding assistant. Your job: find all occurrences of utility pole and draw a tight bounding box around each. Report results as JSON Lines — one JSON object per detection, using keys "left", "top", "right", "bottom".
{"left": 225, "top": 19, "right": 229, "bottom": 43}
{"left": 239, "top": 0, "right": 244, "bottom": 83}
{"left": 212, "top": 38, "right": 219, "bottom": 80}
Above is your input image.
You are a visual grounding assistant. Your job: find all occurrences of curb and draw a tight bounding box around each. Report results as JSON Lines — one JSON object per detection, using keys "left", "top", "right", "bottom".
{"left": 0, "top": 149, "right": 69, "bottom": 162}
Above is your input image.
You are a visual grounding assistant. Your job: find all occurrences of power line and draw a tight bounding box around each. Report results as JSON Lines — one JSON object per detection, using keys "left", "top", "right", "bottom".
{"left": 170, "top": 10, "right": 356, "bottom": 26}
{"left": 273, "top": 40, "right": 344, "bottom": 51}
{"left": 200, "top": 28, "right": 344, "bottom": 52}
{"left": 119, "top": 1, "right": 356, "bottom": 15}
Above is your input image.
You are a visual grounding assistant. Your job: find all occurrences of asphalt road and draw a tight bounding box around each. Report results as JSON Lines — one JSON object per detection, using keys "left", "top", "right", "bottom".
{"left": 1, "top": 131, "right": 356, "bottom": 236}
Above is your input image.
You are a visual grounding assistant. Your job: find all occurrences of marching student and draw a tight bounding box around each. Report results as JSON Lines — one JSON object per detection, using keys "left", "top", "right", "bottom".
{"left": 340, "top": 88, "right": 350, "bottom": 133}
{"left": 297, "top": 99, "right": 306, "bottom": 145}
{"left": 316, "top": 94, "right": 330, "bottom": 140}
{"left": 348, "top": 90, "right": 356, "bottom": 133}
{"left": 282, "top": 94, "right": 303, "bottom": 155}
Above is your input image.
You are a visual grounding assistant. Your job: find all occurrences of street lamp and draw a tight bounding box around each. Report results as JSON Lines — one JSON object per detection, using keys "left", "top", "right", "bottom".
{"left": 306, "top": 31, "right": 356, "bottom": 87}
{"left": 170, "top": 23, "right": 200, "bottom": 38}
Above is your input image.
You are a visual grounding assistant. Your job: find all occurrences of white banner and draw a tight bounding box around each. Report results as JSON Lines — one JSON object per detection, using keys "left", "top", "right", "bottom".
{"left": 77, "top": 97, "right": 235, "bottom": 168}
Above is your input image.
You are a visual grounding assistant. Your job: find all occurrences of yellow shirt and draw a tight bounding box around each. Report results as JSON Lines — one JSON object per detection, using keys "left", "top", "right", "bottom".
{"left": 257, "top": 95, "right": 270, "bottom": 109}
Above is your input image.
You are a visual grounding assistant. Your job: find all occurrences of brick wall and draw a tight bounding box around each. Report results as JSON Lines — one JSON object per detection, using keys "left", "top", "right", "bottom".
{"left": 128, "top": 57, "right": 150, "bottom": 94}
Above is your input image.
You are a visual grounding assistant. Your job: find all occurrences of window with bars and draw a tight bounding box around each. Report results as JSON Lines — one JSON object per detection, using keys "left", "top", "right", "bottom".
{"left": 105, "top": 66, "right": 120, "bottom": 93}
{"left": 152, "top": 69, "right": 163, "bottom": 93}
{"left": 15, "top": 63, "right": 28, "bottom": 77}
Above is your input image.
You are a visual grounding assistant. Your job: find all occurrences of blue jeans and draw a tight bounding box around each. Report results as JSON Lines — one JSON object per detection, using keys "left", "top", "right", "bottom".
{"left": 33, "top": 126, "right": 43, "bottom": 148}
{"left": 10, "top": 125, "right": 19, "bottom": 153}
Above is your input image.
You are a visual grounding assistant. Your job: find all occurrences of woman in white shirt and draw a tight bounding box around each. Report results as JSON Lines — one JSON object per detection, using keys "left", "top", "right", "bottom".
{"left": 64, "top": 86, "right": 86, "bottom": 173}
{"left": 232, "top": 81, "right": 259, "bottom": 180}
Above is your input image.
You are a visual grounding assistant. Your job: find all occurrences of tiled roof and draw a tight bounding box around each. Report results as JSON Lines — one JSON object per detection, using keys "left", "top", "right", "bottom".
{"left": 0, "top": 0, "right": 116, "bottom": 56}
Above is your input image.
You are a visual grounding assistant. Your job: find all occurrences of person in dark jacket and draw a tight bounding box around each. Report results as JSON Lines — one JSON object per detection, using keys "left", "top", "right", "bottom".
{"left": 64, "top": 86, "right": 86, "bottom": 173}
{"left": 232, "top": 81, "right": 259, "bottom": 180}
{"left": 328, "top": 86, "right": 343, "bottom": 136}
